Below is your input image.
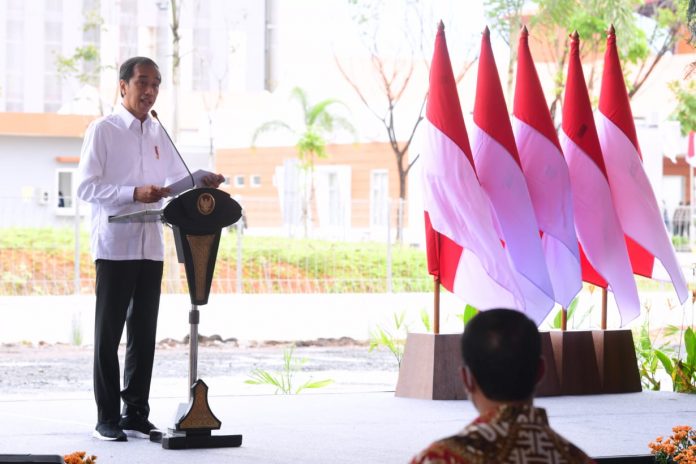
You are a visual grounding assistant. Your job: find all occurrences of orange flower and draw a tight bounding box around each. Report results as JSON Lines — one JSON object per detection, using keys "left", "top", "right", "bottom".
{"left": 651, "top": 425, "right": 696, "bottom": 464}
{"left": 63, "top": 451, "right": 97, "bottom": 464}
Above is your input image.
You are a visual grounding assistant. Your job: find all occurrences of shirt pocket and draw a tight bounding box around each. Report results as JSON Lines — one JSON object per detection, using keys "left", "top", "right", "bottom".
{"left": 142, "top": 136, "right": 166, "bottom": 184}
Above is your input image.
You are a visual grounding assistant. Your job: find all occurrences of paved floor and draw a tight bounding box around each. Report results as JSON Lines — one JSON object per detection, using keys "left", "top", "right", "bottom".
{"left": 1, "top": 288, "right": 694, "bottom": 463}
{"left": 0, "top": 389, "right": 693, "bottom": 463}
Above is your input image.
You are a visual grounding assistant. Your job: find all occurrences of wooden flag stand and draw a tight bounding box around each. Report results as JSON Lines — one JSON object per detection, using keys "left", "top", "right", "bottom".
{"left": 592, "top": 289, "right": 641, "bottom": 393}
{"left": 395, "top": 280, "right": 640, "bottom": 399}
{"left": 544, "top": 288, "right": 640, "bottom": 396}
{"left": 535, "top": 330, "right": 562, "bottom": 396}
{"left": 395, "top": 279, "right": 466, "bottom": 400}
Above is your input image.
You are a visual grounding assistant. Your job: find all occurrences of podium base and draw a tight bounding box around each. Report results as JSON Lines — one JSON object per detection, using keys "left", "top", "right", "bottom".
{"left": 155, "top": 430, "right": 243, "bottom": 450}
{"left": 153, "top": 380, "right": 243, "bottom": 450}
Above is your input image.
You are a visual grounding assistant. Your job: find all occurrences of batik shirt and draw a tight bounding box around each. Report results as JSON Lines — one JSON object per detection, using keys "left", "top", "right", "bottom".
{"left": 410, "top": 404, "right": 593, "bottom": 464}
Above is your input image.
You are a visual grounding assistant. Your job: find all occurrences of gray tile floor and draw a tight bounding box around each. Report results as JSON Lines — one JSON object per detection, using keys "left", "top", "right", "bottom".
{"left": 0, "top": 390, "right": 692, "bottom": 464}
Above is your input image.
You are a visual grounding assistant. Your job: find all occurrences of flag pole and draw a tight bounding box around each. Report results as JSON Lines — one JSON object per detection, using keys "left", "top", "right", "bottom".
{"left": 690, "top": 161, "right": 694, "bottom": 251}
{"left": 601, "top": 288, "right": 608, "bottom": 330}
{"left": 433, "top": 278, "right": 440, "bottom": 334}
{"left": 561, "top": 307, "right": 567, "bottom": 331}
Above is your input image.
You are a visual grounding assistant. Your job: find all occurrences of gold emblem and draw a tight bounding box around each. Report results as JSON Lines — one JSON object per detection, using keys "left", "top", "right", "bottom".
{"left": 197, "top": 193, "right": 215, "bottom": 215}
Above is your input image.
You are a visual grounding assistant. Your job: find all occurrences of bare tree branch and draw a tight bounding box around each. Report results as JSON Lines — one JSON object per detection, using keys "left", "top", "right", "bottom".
{"left": 334, "top": 55, "right": 385, "bottom": 123}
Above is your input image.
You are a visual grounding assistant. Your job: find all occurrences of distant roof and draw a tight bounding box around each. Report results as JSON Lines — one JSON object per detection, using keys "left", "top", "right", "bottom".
{"left": 0, "top": 112, "right": 96, "bottom": 138}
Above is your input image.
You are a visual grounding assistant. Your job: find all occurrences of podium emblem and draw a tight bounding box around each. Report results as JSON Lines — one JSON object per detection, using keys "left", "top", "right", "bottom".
{"left": 197, "top": 193, "right": 215, "bottom": 215}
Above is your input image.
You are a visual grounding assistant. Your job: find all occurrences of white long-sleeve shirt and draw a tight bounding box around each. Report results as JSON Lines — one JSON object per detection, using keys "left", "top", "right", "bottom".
{"left": 77, "top": 103, "right": 188, "bottom": 261}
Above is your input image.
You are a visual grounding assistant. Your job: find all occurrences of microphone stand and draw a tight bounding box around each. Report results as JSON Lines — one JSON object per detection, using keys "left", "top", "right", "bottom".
{"left": 151, "top": 110, "right": 195, "bottom": 191}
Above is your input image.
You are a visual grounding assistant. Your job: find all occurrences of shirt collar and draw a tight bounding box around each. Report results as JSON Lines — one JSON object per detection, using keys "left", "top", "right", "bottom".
{"left": 475, "top": 403, "right": 548, "bottom": 427}
{"left": 115, "top": 102, "right": 152, "bottom": 129}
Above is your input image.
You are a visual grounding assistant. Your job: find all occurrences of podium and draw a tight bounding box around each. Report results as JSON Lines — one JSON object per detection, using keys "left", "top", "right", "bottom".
{"left": 110, "top": 187, "right": 243, "bottom": 449}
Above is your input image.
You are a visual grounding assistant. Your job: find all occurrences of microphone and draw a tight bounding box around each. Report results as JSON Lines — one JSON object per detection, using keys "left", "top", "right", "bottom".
{"left": 151, "top": 110, "right": 195, "bottom": 190}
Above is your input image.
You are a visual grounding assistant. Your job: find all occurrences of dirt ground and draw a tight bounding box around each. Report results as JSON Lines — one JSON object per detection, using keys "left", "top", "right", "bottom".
{"left": 0, "top": 337, "right": 400, "bottom": 397}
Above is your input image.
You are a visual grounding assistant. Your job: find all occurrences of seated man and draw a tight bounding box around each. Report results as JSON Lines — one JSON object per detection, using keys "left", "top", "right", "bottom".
{"left": 410, "top": 308, "right": 593, "bottom": 464}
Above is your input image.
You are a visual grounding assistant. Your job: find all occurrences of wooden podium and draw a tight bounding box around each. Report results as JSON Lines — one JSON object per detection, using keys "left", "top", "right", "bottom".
{"left": 110, "top": 187, "right": 244, "bottom": 449}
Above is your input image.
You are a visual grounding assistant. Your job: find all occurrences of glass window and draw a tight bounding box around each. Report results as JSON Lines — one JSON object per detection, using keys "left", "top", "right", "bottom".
{"left": 328, "top": 172, "right": 340, "bottom": 226}
{"left": 192, "top": 0, "right": 212, "bottom": 92}
{"left": 155, "top": 8, "right": 169, "bottom": 86}
{"left": 56, "top": 169, "right": 76, "bottom": 213}
{"left": 82, "top": 0, "right": 102, "bottom": 86}
{"left": 5, "top": 4, "right": 24, "bottom": 111}
{"left": 370, "top": 170, "right": 389, "bottom": 227}
{"left": 44, "top": 0, "right": 63, "bottom": 112}
{"left": 119, "top": 0, "right": 138, "bottom": 63}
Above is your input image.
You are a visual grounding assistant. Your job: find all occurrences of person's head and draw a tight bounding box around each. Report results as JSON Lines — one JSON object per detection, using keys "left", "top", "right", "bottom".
{"left": 119, "top": 57, "right": 161, "bottom": 122}
{"left": 461, "top": 308, "right": 542, "bottom": 403}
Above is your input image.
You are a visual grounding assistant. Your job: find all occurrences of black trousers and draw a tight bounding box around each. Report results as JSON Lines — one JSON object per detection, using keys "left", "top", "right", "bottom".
{"left": 93, "top": 259, "right": 163, "bottom": 425}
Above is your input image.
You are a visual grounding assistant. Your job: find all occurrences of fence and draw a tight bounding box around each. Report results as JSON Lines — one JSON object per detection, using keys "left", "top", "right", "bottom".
{"left": 0, "top": 195, "right": 430, "bottom": 296}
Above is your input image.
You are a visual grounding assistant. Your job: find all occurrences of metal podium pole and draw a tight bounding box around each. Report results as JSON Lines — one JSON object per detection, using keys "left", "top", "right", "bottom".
{"left": 188, "top": 304, "right": 199, "bottom": 400}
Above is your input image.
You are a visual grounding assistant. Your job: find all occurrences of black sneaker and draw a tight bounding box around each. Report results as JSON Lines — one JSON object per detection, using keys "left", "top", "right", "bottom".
{"left": 119, "top": 413, "right": 158, "bottom": 439}
{"left": 93, "top": 422, "right": 127, "bottom": 441}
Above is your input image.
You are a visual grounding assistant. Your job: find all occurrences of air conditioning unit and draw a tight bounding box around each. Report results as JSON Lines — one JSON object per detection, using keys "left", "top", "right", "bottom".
{"left": 37, "top": 189, "right": 50, "bottom": 205}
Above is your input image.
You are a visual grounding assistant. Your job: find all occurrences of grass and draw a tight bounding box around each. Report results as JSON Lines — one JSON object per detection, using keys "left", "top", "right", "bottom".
{"left": 0, "top": 227, "right": 431, "bottom": 295}
{"left": 3, "top": 227, "right": 687, "bottom": 297}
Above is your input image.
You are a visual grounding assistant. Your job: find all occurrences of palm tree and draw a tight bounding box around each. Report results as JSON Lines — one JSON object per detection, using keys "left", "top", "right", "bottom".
{"left": 251, "top": 87, "right": 355, "bottom": 236}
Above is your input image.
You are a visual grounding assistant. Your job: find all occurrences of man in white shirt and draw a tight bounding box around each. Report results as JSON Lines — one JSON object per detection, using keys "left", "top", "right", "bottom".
{"left": 78, "top": 56, "right": 223, "bottom": 442}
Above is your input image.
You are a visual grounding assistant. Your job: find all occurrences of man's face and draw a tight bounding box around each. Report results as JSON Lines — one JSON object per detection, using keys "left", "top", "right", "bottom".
{"left": 120, "top": 63, "right": 161, "bottom": 122}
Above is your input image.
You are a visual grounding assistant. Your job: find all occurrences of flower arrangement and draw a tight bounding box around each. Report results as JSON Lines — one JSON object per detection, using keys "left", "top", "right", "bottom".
{"left": 63, "top": 451, "right": 97, "bottom": 464}
{"left": 649, "top": 425, "right": 696, "bottom": 463}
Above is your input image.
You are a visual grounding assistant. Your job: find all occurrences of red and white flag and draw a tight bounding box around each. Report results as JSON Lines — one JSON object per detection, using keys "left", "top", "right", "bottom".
{"left": 561, "top": 32, "right": 640, "bottom": 325}
{"left": 688, "top": 131, "right": 696, "bottom": 166}
{"left": 471, "top": 27, "right": 555, "bottom": 324}
{"left": 512, "top": 26, "right": 581, "bottom": 308}
{"left": 423, "top": 23, "right": 524, "bottom": 313}
{"left": 596, "top": 26, "right": 688, "bottom": 305}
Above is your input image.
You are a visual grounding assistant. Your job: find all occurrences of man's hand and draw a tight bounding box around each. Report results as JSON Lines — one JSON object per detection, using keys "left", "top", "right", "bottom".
{"left": 134, "top": 185, "right": 171, "bottom": 203}
{"left": 202, "top": 173, "right": 225, "bottom": 189}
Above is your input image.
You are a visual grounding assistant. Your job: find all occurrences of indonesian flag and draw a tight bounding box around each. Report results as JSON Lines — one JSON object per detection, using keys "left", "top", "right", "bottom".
{"left": 512, "top": 26, "right": 581, "bottom": 308}
{"left": 423, "top": 23, "right": 524, "bottom": 313}
{"left": 561, "top": 32, "right": 640, "bottom": 325}
{"left": 471, "top": 27, "right": 555, "bottom": 324}
{"left": 596, "top": 26, "right": 688, "bottom": 305}
{"left": 688, "top": 131, "right": 696, "bottom": 166}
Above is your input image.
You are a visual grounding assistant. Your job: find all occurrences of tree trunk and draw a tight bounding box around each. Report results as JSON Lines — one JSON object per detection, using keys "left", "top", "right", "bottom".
{"left": 170, "top": 0, "right": 181, "bottom": 142}
{"left": 166, "top": 0, "right": 182, "bottom": 293}
{"left": 396, "top": 151, "right": 407, "bottom": 245}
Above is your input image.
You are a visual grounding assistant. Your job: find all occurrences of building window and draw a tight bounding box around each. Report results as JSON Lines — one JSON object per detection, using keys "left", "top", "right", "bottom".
{"left": 370, "top": 170, "right": 389, "bottom": 228}
{"left": 234, "top": 175, "right": 245, "bottom": 188}
{"left": 118, "top": 0, "right": 138, "bottom": 63}
{"left": 44, "top": 0, "right": 63, "bottom": 112}
{"left": 5, "top": 1, "right": 24, "bottom": 111}
{"left": 82, "top": 0, "right": 102, "bottom": 87}
{"left": 56, "top": 169, "right": 76, "bottom": 213}
{"left": 327, "top": 172, "right": 341, "bottom": 226}
{"left": 192, "top": 0, "right": 212, "bottom": 91}
{"left": 155, "top": 4, "right": 170, "bottom": 87}
{"left": 250, "top": 175, "right": 261, "bottom": 187}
